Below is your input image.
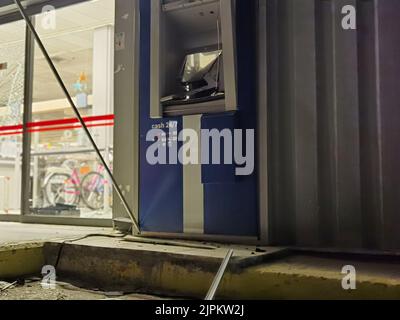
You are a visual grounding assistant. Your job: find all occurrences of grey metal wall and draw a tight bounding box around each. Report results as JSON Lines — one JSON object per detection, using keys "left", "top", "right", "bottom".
{"left": 113, "top": 0, "right": 140, "bottom": 229}
{"left": 266, "top": 0, "right": 400, "bottom": 251}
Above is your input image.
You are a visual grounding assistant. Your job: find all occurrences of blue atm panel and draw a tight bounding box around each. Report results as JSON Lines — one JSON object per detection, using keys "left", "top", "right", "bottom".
{"left": 138, "top": 0, "right": 258, "bottom": 237}
{"left": 139, "top": 1, "right": 183, "bottom": 233}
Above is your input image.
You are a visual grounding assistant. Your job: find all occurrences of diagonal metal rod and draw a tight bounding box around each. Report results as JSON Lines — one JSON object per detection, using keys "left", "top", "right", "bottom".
{"left": 205, "top": 249, "right": 234, "bottom": 300}
{"left": 13, "top": 0, "right": 140, "bottom": 234}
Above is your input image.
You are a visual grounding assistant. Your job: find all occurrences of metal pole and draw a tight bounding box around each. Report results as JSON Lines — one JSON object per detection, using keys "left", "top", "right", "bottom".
{"left": 205, "top": 249, "right": 234, "bottom": 300}
{"left": 13, "top": 0, "right": 140, "bottom": 234}
{"left": 20, "top": 16, "right": 34, "bottom": 217}
{"left": 32, "top": 130, "right": 39, "bottom": 208}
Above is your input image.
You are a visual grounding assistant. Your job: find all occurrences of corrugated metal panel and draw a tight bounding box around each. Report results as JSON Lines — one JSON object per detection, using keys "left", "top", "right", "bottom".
{"left": 266, "top": 0, "right": 400, "bottom": 251}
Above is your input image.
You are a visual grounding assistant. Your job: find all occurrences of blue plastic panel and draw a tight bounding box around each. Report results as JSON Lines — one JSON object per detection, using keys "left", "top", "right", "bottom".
{"left": 139, "top": 0, "right": 183, "bottom": 233}
{"left": 138, "top": 0, "right": 258, "bottom": 237}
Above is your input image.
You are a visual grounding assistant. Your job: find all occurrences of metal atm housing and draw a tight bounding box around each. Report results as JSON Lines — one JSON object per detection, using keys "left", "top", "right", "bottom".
{"left": 150, "top": 0, "right": 238, "bottom": 118}
{"left": 137, "top": 0, "right": 259, "bottom": 241}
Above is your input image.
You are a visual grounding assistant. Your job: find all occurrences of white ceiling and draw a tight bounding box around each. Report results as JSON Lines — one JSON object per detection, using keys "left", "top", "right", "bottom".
{"left": 0, "top": 0, "right": 115, "bottom": 105}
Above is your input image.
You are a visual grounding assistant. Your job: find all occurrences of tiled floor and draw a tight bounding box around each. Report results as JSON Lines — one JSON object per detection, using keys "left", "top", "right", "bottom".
{"left": 0, "top": 222, "right": 112, "bottom": 245}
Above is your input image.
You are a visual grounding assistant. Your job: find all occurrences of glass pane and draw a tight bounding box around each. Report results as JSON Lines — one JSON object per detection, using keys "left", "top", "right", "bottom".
{"left": 0, "top": 20, "right": 25, "bottom": 216}
{"left": 182, "top": 50, "right": 222, "bottom": 83}
{"left": 29, "top": 0, "right": 115, "bottom": 219}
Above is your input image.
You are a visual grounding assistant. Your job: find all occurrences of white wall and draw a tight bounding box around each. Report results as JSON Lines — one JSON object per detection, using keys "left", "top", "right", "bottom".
{"left": 0, "top": 160, "right": 20, "bottom": 212}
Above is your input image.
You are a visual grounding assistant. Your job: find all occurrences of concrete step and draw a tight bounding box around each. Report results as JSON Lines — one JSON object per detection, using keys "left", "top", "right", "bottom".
{"left": 42, "top": 236, "right": 287, "bottom": 298}
{"left": 41, "top": 236, "right": 400, "bottom": 299}
{"left": 0, "top": 242, "right": 44, "bottom": 279}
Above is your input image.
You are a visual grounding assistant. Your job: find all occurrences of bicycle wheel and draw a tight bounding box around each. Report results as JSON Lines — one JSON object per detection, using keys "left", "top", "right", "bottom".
{"left": 80, "top": 172, "right": 105, "bottom": 210}
{"left": 44, "top": 173, "right": 79, "bottom": 207}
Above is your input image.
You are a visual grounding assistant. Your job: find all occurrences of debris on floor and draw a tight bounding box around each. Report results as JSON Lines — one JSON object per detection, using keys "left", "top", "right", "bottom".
{"left": 0, "top": 281, "right": 17, "bottom": 292}
{"left": 0, "top": 280, "right": 166, "bottom": 300}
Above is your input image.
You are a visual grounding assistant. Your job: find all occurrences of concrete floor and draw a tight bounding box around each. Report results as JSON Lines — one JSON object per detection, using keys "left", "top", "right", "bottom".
{"left": 0, "top": 222, "right": 111, "bottom": 245}
{"left": 0, "top": 281, "right": 167, "bottom": 300}
{"left": 0, "top": 221, "right": 281, "bottom": 263}
{"left": 57, "top": 235, "right": 281, "bottom": 260}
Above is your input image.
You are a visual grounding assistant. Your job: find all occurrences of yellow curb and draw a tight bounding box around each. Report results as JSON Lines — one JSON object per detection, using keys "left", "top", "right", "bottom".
{"left": 139, "top": 260, "right": 400, "bottom": 299}
{"left": 0, "top": 243, "right": 45, "bottom": 279}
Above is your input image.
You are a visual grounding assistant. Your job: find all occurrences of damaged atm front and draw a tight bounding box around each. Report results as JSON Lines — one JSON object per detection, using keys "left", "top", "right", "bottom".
{"left": 113, "top": 0, "right": 261, "bottom": 242}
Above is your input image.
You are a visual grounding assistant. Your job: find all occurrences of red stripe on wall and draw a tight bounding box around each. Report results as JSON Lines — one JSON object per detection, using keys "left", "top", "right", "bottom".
{"left": 0, "top": 130, "right": 23, "bottom": 136}
{"left": 0, "top": 114, "right": 115, "bottom": 137}
{"left": 0, "top": 124, "right": 24, "bottom": 132}
{"left": 27, "top": 121, "right": 114, "bottom": 133}
{"left": 27, "top": 114, "right": 115, "bottom": 128}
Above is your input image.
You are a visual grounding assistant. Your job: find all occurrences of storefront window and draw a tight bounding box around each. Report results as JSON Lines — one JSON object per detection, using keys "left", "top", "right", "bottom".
{"left": 0, "top": 20, "right": 25, "bottom": 215}
{"left": 29, "top": 0, "right": 115, "bottom": 219}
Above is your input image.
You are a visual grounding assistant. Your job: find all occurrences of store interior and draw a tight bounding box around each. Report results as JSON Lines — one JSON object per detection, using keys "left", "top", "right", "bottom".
{"left": 0, "top": 0, "right": 115, "bottom": 220}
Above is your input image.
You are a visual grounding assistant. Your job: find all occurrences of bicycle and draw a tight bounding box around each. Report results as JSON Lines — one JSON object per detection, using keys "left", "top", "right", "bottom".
{"left": 43, "top": 159, "right": 110, "bottom": 210}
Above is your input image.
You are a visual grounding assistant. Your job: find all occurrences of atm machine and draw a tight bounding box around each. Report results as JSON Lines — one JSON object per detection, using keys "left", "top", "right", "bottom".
{"left": 138, "top": 0, "right": 258, "bottom": 240}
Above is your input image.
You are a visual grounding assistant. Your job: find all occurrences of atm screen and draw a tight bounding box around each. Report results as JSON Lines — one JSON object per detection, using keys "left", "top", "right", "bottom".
{"left": 181, "top": 50, "right": 222, "bottom": 84}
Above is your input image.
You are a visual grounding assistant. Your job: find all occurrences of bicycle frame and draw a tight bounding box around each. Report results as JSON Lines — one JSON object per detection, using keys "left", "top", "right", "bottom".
{"left": 84, "top": 165, "right": 106, "bottom": 194}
